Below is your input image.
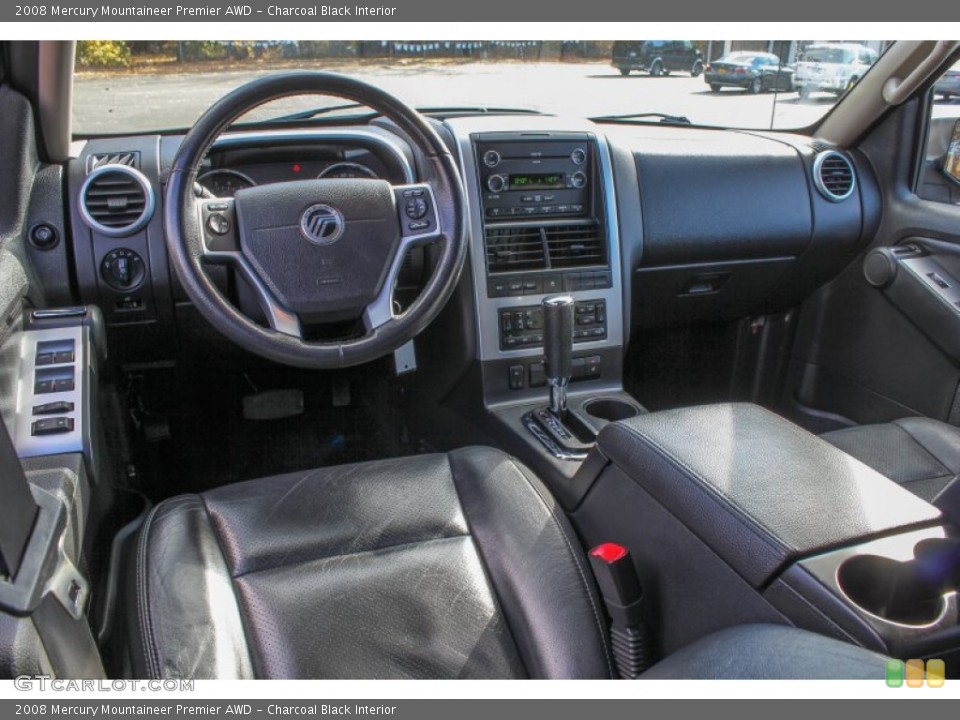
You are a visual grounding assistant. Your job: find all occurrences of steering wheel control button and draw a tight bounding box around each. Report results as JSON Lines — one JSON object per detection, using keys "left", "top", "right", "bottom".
{"left": 404, "top": 197, "right": 429, "bottom": 220}
{"left": 299, "top": 204, "right": 346, "bottom": 245}
{"left": 206, "top": 213, "right": 231, "bottom": 236}
{"left": 101, "top": 248, "right": 146, "bottom": 291}
{"left": 33, "top": 401, "right": 75, "bottom": 416}
{"left": 31, "top": 416, "right": 75, "bottom": 436}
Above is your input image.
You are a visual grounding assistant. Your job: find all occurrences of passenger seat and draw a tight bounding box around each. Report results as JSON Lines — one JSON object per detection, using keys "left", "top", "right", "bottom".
{"left": 821, "top": 417, "right": 960, "bottom": 502}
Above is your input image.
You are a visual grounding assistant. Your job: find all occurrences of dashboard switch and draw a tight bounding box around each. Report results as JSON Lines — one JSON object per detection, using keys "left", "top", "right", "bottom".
{"left": 33, "top": 401, "right": 75, "bottom": 415}
{"left": 31, "top": 417, "right": 75, "bottom": 436}
{"left": 508, "top": 365, "right": 525, "bottom": 390}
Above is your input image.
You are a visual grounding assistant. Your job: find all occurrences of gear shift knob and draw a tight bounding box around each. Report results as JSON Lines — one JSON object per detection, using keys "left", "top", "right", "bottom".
{"left": 542, "top": 295, "right": 575, "bottom": 417}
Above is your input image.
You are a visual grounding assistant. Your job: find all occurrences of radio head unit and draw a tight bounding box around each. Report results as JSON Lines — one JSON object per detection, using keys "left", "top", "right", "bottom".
{"left": 476, "top": 134, "right": 594, "bottom": 220}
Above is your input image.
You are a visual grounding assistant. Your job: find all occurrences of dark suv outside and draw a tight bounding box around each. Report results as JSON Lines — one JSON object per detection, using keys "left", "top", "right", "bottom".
{"left": 612, "top": 40, "right": 704, "bottom": 77}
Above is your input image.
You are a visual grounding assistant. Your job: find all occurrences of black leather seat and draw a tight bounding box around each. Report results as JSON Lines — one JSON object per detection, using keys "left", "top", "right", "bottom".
{"left": 133, "top": 447, "right": 615, "bottom": 679}
{"left": 132, "top": 446, "right": 889, "bottom": 680}
{"left": 822, "top": 417, "right": 960, "bottom": 502}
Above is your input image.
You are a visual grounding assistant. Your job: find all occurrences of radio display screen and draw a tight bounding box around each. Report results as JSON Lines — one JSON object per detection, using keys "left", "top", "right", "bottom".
{"left": 508, "top": 173, "right": 565, "bottom": 190}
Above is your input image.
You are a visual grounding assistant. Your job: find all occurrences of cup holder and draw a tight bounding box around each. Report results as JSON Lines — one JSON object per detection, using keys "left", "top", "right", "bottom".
{"left": 583, "top": 398, "right": 640, "bottom": 423}
{"left": 836, "top": 538, "right": 960, "bottom": 626}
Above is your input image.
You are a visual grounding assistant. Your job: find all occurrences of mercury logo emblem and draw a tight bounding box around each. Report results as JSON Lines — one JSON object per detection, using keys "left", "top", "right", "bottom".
{"left": 300, "top": 204, "right": 345, "bottom": 245}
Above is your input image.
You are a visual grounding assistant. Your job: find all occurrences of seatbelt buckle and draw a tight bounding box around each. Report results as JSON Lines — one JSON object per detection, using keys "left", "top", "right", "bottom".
{"left": 588, "top": 542, "right": 649, "bottom": 678}
{"left": 588, "top": 543, "right": 643, "bottom": 627}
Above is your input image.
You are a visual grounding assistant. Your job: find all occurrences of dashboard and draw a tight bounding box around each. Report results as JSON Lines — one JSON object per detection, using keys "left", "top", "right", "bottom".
{"left": 60, "top": 114, "right": 879, "bottom": 407}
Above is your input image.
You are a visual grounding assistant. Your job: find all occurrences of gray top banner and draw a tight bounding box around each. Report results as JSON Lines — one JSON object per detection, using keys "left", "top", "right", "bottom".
{"left": 2, "top": 0, "right": 950, "bottom": 22}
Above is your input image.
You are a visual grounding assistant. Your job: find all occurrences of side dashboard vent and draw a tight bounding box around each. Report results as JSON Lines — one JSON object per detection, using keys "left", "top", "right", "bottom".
{"left": 485, "top": 221, "right": 605, "bottom": 274}
{"left": 545, "top": 223, "right": 605, "bottom": 268}
{"left": 813, "top": 150, "right": 856, "bottom": 202}
{"left": 79, "top": 164, "right": 155, "bottom": 237}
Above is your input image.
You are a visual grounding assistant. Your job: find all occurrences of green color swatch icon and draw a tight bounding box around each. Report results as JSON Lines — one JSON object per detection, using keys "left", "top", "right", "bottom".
{"left": 886, "top": 659, "right": 904, "bottom": 687}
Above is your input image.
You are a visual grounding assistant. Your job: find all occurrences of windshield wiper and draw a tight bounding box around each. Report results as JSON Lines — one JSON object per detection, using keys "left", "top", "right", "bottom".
{"left": 590, "top": 112, "right": 692, "bottom": 126}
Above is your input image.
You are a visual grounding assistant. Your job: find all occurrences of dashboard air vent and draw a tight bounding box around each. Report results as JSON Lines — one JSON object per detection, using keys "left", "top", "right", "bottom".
{"left": 813, "top": 150, "right": 856, "bottom": 202}
{"left": 485, "top": 226, "right": 547, "bottom": 273}
{"left": 79, "top": 164, "right": 155, "bottom": 237}
{"left": 545, "top": 223, "right": 605, "bottom": 268}
{"left": 485, "top": 222, "right": 606, "bottom": 274}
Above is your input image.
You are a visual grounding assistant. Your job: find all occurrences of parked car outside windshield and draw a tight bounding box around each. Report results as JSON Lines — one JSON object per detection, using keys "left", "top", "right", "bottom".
{"left": 703, "top": 52, "right": 795, "bottom": 94}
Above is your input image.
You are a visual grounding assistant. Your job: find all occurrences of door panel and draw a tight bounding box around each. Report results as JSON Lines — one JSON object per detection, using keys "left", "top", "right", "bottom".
{"left": 787, "top": 98, "right": 960, "bottom": 428}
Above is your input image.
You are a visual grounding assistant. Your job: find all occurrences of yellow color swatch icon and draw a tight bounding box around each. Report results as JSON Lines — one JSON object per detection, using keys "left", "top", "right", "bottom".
{"left": 905, "top": 659, "right": 925, "bottom": 687}
{"left": 926, "top": 659, "right": 946, "bottom": 688}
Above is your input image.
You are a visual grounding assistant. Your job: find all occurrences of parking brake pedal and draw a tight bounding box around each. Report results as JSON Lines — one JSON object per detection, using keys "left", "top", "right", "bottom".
{"left": 242, "top": 389, "right": 304, "bottom": 420}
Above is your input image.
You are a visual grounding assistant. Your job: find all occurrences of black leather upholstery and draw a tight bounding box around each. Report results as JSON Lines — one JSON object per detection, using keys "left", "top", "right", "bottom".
{"left": 133, "top": 448, "right": 614, "bottom": 680}
{"left": 639, "top": 624, "right": 888, "bottom": 680}
{"left": 596, "top": 403, "right": 941, "bottom": 589}
{"left": 822, "top": 417, "right": 960, "bottom": 502}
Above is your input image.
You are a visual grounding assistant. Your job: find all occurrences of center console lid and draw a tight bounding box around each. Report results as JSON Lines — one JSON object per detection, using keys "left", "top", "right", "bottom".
{"left": 596, "top": 403, "right": 942, "bottom": 588}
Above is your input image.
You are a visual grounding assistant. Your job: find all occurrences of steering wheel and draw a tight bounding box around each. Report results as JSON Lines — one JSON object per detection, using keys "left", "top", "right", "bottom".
{"left": 164, "top": 72, "right": 467, "bottom": 368}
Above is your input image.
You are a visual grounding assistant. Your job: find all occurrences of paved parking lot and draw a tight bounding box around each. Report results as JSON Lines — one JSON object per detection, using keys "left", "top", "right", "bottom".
{"left": 74, "top": 60, "right": 959, "bottom": 134}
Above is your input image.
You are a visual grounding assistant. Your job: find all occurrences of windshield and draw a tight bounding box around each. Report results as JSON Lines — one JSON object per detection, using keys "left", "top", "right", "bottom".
{"left": 72, "top": 40, "right": 891, "bottom": 135}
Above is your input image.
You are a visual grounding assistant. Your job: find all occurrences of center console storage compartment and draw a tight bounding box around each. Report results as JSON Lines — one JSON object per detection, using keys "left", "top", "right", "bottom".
{"left": 571, "top": 402, "right": 949, "bottom": 661}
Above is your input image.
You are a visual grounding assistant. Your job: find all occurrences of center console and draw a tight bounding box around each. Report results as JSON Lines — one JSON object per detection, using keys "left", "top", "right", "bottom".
{"left": 571, "top": 402, "right": 960, "bottom": 666}
{"left": 448, "top": 117, "right": 641, "bottom": 498}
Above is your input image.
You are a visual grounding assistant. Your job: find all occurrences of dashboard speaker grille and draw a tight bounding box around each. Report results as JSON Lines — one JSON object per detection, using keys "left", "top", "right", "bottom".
{"left": 814, "top": 151, "right": 856, "bottom": 202}
{"left": 485, "top": 221, "right": 605, "bottom": 274}
{"left": 79, "top": 164, "right": 155, "bottom": 237}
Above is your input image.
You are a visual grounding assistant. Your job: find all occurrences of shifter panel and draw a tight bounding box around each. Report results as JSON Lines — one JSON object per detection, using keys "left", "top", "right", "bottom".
{"left": 499, "top": 299, "right": 606, "bottom": 350}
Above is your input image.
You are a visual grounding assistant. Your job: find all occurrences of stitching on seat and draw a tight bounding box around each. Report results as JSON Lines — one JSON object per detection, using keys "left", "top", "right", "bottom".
{"left": 136, "top": 502, "right": 162, "bottom": 679}
{"left": 198, "top": 493, "right": 258, "bottom": 678}
{"left": 608, "top": 422, "right": 788, "bottom": 558}
{"left": 444, "top": 453, "right": 531, "bottom": 678}
{"left": 229, "top": 533, "right": 472, "bottom": 580}
{"left": 505, "top": 455, "right": 616, "bottom": 679}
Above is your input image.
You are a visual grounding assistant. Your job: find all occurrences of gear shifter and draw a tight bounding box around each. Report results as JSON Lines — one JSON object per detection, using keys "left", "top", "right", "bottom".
{"left": 542, "top": 295, "right": 575, "bottom": 420}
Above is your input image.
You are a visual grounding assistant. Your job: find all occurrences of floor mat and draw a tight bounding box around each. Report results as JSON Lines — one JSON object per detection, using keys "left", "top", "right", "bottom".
{"left": 128, "top": 358, "right": 418, "bottom": 502}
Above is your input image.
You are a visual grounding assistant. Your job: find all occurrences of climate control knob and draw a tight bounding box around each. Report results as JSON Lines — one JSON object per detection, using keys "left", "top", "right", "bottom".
{"left": 487, "top": 174, "right": 508, "bottom": 193}
{"left": 570, "top": 171, "right": 588, "bottom": 189}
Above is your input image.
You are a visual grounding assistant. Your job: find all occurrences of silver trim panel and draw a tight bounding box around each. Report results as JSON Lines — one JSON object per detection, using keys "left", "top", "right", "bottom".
{"left": 446, "top": 117, "right": 625, "bottom": 364}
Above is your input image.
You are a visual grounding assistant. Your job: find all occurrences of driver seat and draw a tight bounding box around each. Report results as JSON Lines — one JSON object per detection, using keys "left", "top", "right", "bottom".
{"left": 131, "top": 446, "right": 888, "bottom": 679}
